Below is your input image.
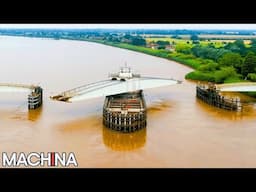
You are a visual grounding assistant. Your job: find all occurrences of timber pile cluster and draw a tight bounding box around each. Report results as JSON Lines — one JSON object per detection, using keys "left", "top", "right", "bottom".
{"left": 196, "top": 83, "right": 242, "bottom": 111}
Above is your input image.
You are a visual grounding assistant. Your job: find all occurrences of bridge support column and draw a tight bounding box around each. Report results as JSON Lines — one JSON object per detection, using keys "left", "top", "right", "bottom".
{"left": 103, "top": 91, "right": 147, "bottom": 133}
{"left": 28, "top": 86, "right": 43, "bottom": 110}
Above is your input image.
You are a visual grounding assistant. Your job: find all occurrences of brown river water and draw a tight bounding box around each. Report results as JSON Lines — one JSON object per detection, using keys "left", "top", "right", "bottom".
{"left": 1, "top": 36, "right": 256, "bottom": 168}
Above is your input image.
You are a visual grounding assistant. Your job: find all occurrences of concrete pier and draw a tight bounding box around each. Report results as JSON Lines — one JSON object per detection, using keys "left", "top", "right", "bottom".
{"left": 28, "top": 86, "right": 43, "bottom": 110}
{"left": 103, "top": 90, "right": 147, "bottom": 133}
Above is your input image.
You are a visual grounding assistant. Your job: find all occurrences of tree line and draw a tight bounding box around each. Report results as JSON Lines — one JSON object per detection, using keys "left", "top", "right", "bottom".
{"left": 181, "top": 39, "right": 256, "bottom": 82}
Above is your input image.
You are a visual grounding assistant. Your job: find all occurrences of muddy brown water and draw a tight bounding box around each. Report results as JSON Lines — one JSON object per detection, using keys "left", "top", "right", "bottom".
{"left": 1, "top": 36, "right": 256, "bottom": 168}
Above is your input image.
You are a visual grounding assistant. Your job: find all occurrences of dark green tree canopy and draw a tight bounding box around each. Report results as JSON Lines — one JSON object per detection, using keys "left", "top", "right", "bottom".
{"left": 225, "top": 39, "right": 247, "bottom": 56}
{"left": 156, "top": 40, "right": 170, "bottom": 46}
{"left": 190, "top": 34, "right": 199, "bottom": 41}
{"left": 250, "top": 39, "right": 256, "bottom": 53}
{"left": 131, "top": 37, "right": 146, "bottom": 46}
{"left": 241, "top": 51, "right": 256, "bottom": 77}
{"left": 218, "top": 52, "right": 243, "bottom": 73}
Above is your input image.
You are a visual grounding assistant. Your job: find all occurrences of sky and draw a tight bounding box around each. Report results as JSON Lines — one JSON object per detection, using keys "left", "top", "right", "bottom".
{"left": 1, "top": 24, "right": 256, "bottom": 30}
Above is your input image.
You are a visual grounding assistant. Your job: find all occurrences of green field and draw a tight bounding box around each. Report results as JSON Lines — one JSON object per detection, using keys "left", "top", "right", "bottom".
{"left": 146, "top": 37, "right": 191, "bottom": 43}
{"left": 146, "top": 37, "right": 251, "bottom": 48}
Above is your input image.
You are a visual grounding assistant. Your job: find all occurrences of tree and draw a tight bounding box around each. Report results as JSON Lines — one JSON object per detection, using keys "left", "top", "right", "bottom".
{"left": 247, "top": 73, "right": 256, "bottom": 82}
{"left": 171, "top": 35, "right": 181, "bottom": 39}
{"left": 214, "top": 67, "right": 237, "bottom": 83}
{"left": 156, "top": 40, "right": 170, "bottom": 46}
{"left": 250, "top": 39, "right": 256, "bottom": 53}
{"left": 225, "top": 39, "right": 247, "bottom": 56}
{"left": 218, "top": 52, "right": 243, "bottom": 73}
{"left": 190, "top": 34, "right": 199, "bottom": 41}
{"left": 131, "top": 37, "right": 146, "bottom": 46}
{"left": 191, "top": 45, "right": 230, "bottom": 61}
{"left": 175, "top": 43, "right": 192, "bottom": 54}
{"left": 198, "top": 62, "right": 219, "bottom": 72}
{"left": 234, "top": 39, "right": 247, "bottom": 56}
{"left": 241, "top": 52, "right": 256, "bottom": 78}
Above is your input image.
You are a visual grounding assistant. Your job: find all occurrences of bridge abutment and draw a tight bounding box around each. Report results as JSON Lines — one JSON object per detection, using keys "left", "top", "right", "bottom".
{"left": 196, "top": 83, "right": 242, "bottom": 111}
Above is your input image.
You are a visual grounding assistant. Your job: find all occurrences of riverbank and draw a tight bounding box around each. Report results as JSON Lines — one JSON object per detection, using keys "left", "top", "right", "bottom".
{"left": 2, "top": 34, "right": 255, "bottom": 90}
{"left": 80, "top": 38, "right": 256, "bottom": 97}
{"left": 1, "top": 34, "right": 201, "bottom": 70}
{"left": 82, "top": 39, "right": 202, "bottom": 69}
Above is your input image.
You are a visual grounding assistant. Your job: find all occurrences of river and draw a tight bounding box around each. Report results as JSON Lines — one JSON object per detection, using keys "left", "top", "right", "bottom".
{"left": 1, "top": 36, "right": 256, "bottom": 168}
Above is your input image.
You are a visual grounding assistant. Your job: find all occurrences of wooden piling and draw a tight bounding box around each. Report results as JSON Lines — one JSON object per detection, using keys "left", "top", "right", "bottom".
{"left": 196, "top": 84, "right": 242, "bottom": 111}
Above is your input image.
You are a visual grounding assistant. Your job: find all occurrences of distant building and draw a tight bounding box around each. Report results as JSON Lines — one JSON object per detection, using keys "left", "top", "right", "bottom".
{"left": 165, "top": 45, "right": 175, "bottom": 51}
{"left": 146, "top": 42, "right": 159, "bottom": 49}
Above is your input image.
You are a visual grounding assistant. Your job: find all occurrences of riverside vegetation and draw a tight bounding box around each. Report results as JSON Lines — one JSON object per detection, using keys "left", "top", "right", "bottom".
{"left": 1, "top": 29, "right": 256, "bottom": 96}
{"left": 85, "top": 35, "right": 256, "bottom": 93}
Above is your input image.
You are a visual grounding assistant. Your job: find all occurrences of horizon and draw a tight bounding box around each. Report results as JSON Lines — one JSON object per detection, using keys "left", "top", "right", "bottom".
{"left": 1, "top": 24, "right": 256, "bottom": 30}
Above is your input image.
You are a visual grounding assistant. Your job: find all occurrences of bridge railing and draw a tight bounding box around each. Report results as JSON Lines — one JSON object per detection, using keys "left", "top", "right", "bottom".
{"left": 61, "top": 80, "right": 112, "bottom": 97}
{"left": 141, "top": 76, "right": 182, "bottom": 83}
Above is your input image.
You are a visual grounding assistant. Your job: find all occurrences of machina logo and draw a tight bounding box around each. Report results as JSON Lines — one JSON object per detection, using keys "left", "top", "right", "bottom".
{"left": 1, "top": 152, "right": 78, "bottom": 167}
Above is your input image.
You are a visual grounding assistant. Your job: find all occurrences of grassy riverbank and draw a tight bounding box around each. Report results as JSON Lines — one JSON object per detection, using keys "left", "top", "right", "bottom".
{"left": 82, "top": 38, "right": 256, "bottom": 97}
{"left": 83, "top": 39, "right": 240, "bottom": 82}
{"left": 8, "top": 34, "right": 254, "bottom": 93}
{"left": 84, "top": 39, "right": 203, "bottom": 69}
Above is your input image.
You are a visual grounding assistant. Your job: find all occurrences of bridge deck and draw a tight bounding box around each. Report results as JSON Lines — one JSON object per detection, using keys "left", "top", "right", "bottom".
{"left": 216, "top": 82, "right": 256, "bottom": 92}
{"left": 0, "top": 83, "right": 37, "bottom": 90}
{"left": 51, "top": 77, "right": 180, "bottom": 102}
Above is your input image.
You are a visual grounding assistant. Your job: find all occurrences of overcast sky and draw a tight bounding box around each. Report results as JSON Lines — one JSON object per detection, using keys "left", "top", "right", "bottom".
{"left": 1, "top": 24, "right": 256, "bottom": 30}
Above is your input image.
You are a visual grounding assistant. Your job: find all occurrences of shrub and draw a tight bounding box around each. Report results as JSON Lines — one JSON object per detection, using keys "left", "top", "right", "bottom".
{"left": 214, "top": 67, "right": 237, "bottom": 83}
{"left": 198, "top": 62, "right": 219, "bottom": 72}
{"left": 247, "top": 73, "right": 256, "bottom": 82}
{"left": 185, "top": 71, "right": 215, "bottom": 82}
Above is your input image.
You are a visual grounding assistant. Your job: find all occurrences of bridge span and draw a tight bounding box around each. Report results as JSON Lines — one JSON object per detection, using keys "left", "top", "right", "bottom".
{"left": 51, "top": 77, "right": 180, "bottom": 102}
{"left": 50, "top": 65, "right": 181, "bottom": 132}
{"left": 216, "top": 82, "right": 256, "bottom": 92}
{"left": 51, "top": 65, "right": 181, "bottom": 103}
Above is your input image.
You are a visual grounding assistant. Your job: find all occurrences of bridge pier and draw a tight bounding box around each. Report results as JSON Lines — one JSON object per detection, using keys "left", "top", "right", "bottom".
{"left": 196, "top": 83, "right": 242, "bottom": 111}
{"left": 28, "top": 86, "right": 43, "bottom": 110}
{"left": 103, "top": 90, "right": 147, "bottom": 133}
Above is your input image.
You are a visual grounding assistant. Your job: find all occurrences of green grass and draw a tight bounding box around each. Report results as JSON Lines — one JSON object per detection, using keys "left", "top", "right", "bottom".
{"left": 224, "top": 77, "right": 248, "bottom": 83}
{"left": 185, "top": 71, "right": 215, "bottom": 82}
{"left": 146, "top": 37, "right": 192, "bottom": 45}
{"left": 168, "top": 53, "right": 201, "bottom": 69}
{"left": 83, "top": 38, "right": 253, "bottom": 86}
{"left": 146, "top": 37, "right": 230, "bottom": 48}
{"left": 85, "top": 39, "right": 201, "bottom": 70}
{"left": 97, "top": 40, "right": 171, "bottom": 59}
{"left": 146, "top": 37, "right": 252, "bottom": 48}
{"left": 109, "top": 42, "right": 202, "bottom": 69}
{"left": 185, "top": 69, "right": 245, "bottom": 84}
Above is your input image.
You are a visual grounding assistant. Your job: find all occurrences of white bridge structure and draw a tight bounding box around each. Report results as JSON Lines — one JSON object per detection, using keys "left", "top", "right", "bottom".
{"left": 0, "top": 83, "right": 37, "bottom": 93}
{"left": 0, "top": 83, "right": 43, "bottom": 109}
{"left": 51, "top": 66, "right": 182, "bottom": 102}
{"left": 216, "top": 82, "right": 256, "bottom": 92}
